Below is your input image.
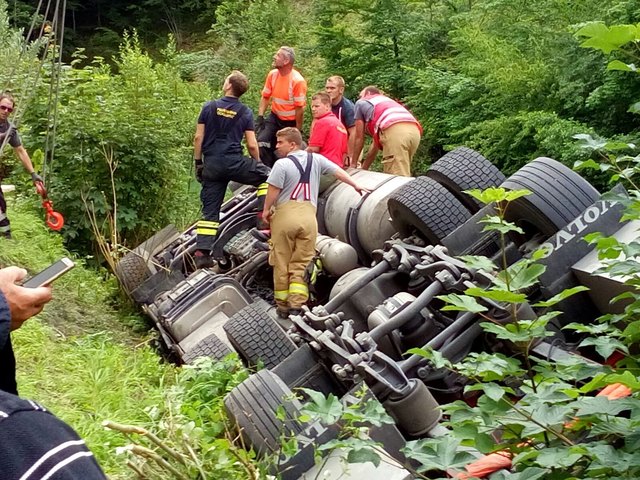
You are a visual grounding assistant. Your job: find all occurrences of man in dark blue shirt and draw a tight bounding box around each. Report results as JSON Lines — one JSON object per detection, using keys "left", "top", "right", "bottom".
{"left": 193, "top": 71, "right": 270, "bottom": 268}
{"left": 325, "top": 76, "right": 356, "bottom": 166}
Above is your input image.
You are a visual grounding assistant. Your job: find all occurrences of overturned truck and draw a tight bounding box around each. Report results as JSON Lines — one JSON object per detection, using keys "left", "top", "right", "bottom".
{"left": 117, "top": 147, "right": 632, "bottom": 479}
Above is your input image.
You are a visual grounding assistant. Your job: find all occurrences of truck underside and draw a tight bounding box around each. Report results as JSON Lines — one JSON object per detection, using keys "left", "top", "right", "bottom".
{"left": 117, "top": 147, "right": 634, "bottom": 479}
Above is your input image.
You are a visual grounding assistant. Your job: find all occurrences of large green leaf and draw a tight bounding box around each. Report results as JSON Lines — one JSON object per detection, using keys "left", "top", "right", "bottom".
{"left": 479, "top": 215, "right": 525, "bottom": 235}
{"left": 457, "top": 352, "right": 525, "bottom": 381}
{"left": 318, "top": 437, "right": 383, "bottom": 468}
{"left": 513, "top": 404, "right": 572, "bottom": 436}
{"left": 480, "top": 319, "right": 552, "bottom": 343}
{"left": 534, "top": 447, "right": 584, "bottom": 468}
{"left": 600, "top": 371, "right": 640, "bottom": 390}
{"left": 533, "top": 286, "right": 590, "bottom": 307}
{"left": 347, "top": 446, "right": 381, "bottom": 467}
{"left": 402, "top": 436, "right": 477, "bottom": 473}
{"left": 573, "top": 133, "right": 608, "bottom": 151}
{"left": 574, "top": 396, "right": 634, "bottom": 417}
{"left": 437, "top": 293, "right": 488, "bottom": 313}
{"left": 299, "top": 389, "right": 344, "bottom": 424}
{"left": 407, "top": 347, "right": 453, "bottom": 369}
{"left": 579, "top": 337, "right": 628, "bottom": 360}
{"left": 577, "top": 22, "right": 639, "bottom": 54}
{"left": 495, "top": 262, "right": 546, "bottom": 291}
{"left": 608, "top": 60, "right": 637, "bottom": 72}
{"left": 466, "top": 287, "right": 527, "bottom": 304}
{"left": 343, "top": 398, "right": 394, "bottom": 427}
{"left": 507, "top": 467, "right": 549, "bottom": 480}
{"left": 458, "top": 255, "right": 497, "bottom": 273}
{"left": 465, "top": 382, "right": 508, "bottom": 402}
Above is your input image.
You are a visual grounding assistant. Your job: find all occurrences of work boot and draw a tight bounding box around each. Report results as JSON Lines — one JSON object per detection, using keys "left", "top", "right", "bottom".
{"left": 194, "top": 250, "right": 215, "bottom": 269}
{"left": 288, "top": 308, "right": 303, "bottom": 317}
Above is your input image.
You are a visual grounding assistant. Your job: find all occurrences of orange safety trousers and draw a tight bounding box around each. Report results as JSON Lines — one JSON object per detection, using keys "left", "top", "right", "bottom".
{"left": 269, "top": 201, "right": 317, "bottom": 310}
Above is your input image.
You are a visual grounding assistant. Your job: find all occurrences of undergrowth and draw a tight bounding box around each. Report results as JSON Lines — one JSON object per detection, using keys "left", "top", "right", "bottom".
{"left": 1, "top": 195, "right": 256, "bottom": 479}
{"left": 0, "top": 196, "right": 175, "bottom": 478}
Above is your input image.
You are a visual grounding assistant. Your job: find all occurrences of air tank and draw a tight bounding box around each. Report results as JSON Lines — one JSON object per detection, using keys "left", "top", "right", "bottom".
{"left": 318, "top": 169, "right": 413, "bottom": 256}
{"left": 315, "top": 235, "right": 359, "bottom": 277}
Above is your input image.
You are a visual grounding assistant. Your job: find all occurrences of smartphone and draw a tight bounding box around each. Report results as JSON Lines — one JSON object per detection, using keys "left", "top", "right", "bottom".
{"left": 23, "top": 257, "right": 75, "bottom": 288}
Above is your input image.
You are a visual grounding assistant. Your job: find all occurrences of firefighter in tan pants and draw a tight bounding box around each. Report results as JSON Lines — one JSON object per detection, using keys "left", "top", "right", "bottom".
{"left": 262, "top": 127, "right": 369, "bottom": 318}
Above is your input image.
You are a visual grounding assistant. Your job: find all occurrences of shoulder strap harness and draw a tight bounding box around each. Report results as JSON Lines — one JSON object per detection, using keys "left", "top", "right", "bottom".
{"left": 287, "top": 152, "right": 313, "bottom": 201}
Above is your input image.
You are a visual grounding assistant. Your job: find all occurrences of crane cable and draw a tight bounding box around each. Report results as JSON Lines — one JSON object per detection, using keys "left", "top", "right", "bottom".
{"left": 42, "top": 0, "right": 66, "bottom": 186}
{"left": 0, "top": 0, "right": 66, "bottom": 230}
{"left": 1, "top": 0, "right": 58, "bottom": 155}
{"left": 38, "top": 0, "right": 66, "bottom": 230}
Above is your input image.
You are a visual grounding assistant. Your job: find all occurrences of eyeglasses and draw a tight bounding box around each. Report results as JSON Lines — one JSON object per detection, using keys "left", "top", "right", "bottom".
{"left": 0, "top": 105, "right": 13, "bottom": 113}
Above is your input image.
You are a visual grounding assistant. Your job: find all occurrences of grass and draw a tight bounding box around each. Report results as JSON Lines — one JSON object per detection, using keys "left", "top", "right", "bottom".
{"left": 14, "top": 325, "right": 175, "bottom": 477}
{"left": 0, "top": 194, "right": 177, "bottom": 478}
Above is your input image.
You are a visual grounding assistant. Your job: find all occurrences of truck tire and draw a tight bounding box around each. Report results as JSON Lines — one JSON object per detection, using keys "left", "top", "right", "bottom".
{"left": 388, "top": 176, "right": 472, "bottom": 244}
{"left": 427, "top": 147, "right": 506, "bottom": 212}
{"left": 115, "top": 253, "right": 150, "bottom": 295}
{"left": 115, "top": 224, "right": 181, "bottom": 295}
{"left": 224, "top": 370, "right": 305, "bottom": 455}
{"left": 223, "top": 300, "right": 297, "bottom": 369}
{"left": 501, "top": 157, "right": 600, "bottom": 238}
{"left": 181, "top": 333, "right": 233, "bottom": 364}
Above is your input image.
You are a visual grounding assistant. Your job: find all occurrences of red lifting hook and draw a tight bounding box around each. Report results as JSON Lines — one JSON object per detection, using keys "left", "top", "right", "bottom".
{"left": 34, "top": 180, "right": 64, "bottom": 231}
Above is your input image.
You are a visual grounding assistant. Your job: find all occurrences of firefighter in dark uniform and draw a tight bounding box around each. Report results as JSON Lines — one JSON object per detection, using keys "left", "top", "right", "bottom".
{"left": 193, "top": 71, "right": 270, "bottom": 268}
{"left": 261, "top": 127, "right": 368, "bottom": 318}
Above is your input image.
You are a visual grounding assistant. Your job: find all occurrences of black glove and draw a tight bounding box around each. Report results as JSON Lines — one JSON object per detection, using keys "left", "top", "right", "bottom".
{"left": 194, "top": 159, "right": 203, "bottom": 183}
{"left": 31, "top": 172, "right": 43, "bottom": 184}
{"left": 256, "top": 115, "right": 265, "bottom": 133}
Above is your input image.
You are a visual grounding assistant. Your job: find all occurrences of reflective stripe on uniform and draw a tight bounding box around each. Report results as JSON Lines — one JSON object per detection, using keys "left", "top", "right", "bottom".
{"left": 274, "top": 109, "right": 296, "bottom": 118}
{"left": 375, "top": 106, "right": 417, "bottom": 134}
{"left": 198, "top": 220, "right": 219, "bottom": 227}
{"left": 196, "top": 227, "right": 218, "bottom": 236}
{"left": 309, "top": 258, "right": 322, "bottom": 284}
{"left": 256, "top": 183, "right": 269, "bottom": 197}
{"left": 273, "top": 97, "right": 295, "bottom": 106}
{"left": 268, "top": 68, "right": 306, "bottom": 119}
{"left": 196, "top": 220, "right": 219, "bottom": 236}
{"left": 289, "top": 282, "right": 308, "bottom": 297}
{"left": 274, "top": 289, "right": 289, "bottom": 301}
{"left": 291, "top": 182, "right": 310, "bottom": 200}
{"left": 0, "top": 225, "right": 9, "bottom": 232}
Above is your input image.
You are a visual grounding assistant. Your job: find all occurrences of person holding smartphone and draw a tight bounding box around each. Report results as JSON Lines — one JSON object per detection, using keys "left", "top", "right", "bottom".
{"left": 0, "top": 266, "right": 52, "bottom": 394}
{"left": 0, "top": 266, "right": 107, "bottom": 479}
{"left": 0, "top": 93, "right": 44, "bottom": 239}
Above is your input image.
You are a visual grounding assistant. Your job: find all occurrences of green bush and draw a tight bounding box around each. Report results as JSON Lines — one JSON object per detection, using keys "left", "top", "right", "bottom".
{"left": 21, "top": 34, "right": 208, "bottom": 254}
{"left": 0, "top": 198, "right": 172, "bottom": 479}
{"left": 451, "top": 111, "right": 596, "bottom": 176}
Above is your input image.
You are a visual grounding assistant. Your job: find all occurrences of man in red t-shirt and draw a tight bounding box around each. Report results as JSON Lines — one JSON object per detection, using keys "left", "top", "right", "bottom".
{"left": 307, "top": 91, "right": 348, "bottom": 167}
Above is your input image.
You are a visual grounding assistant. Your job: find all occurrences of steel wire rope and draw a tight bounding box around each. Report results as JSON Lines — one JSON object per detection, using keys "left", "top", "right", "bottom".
{"left": 5, "top": 0, "right": 55, "bottom": 120}
{"left": 41, "top": 0, "right": 66, "bottom": 184}
{"left": 2, "top": 0, "right": 46, "bottom": 93}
